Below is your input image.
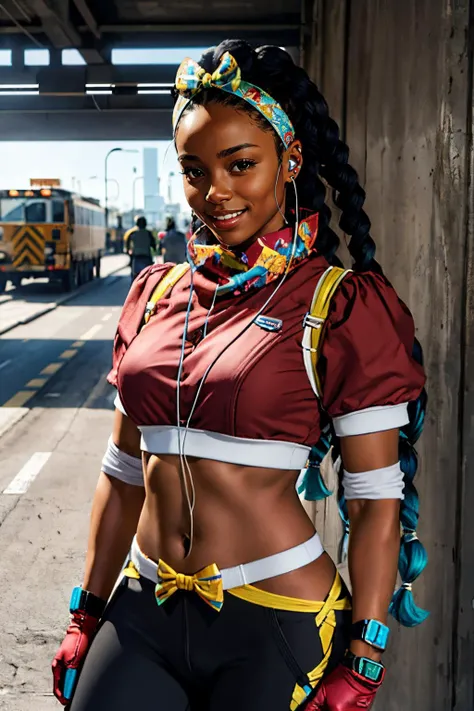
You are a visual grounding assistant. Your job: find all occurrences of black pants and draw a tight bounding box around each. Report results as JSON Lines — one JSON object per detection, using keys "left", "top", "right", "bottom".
{"left": 131, "top": 255, "right": 153, "bottom": 280}
{"left": 69, "top": 576, "right": 350, "bottom": 711}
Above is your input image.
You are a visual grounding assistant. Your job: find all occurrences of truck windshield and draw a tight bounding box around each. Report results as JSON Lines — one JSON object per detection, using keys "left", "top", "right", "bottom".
{"left": 0, "top": 198, "right": 48, "bottom": 223}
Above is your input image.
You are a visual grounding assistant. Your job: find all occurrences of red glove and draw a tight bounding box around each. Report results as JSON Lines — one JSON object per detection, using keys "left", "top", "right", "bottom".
{"left": 305, "top": 663, "right": 384, "bottom": 711}
{"left": 52, "top": 610, "right": 100, "bottom": 705}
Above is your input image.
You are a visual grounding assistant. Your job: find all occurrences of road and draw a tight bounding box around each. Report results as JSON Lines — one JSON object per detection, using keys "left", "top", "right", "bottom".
{"left": 0, "top": 254, "right": 129, "bottom": 336}
{"left": 0, "top": 257, "right": 131, "bottom": 710}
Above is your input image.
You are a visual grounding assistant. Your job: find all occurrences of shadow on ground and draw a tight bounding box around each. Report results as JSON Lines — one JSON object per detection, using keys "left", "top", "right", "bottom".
{"left": 0, "top": 338, "right": 116, "bottom": 409}
{"left": 0, "top": 274, "right": 131, "bottom": 309}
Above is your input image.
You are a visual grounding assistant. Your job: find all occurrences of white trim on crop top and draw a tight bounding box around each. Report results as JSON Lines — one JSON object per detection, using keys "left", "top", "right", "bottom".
{"left": 114, "top": 393, "right": 409, "bottom": 469}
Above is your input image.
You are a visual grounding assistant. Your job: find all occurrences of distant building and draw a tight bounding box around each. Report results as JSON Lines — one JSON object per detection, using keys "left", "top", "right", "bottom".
{"left": 143, "top": 147, "right": 165, "bottom": 227}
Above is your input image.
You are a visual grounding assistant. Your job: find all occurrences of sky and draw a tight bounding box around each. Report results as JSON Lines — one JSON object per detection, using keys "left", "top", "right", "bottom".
{"left": 0, "top": 141, "right": 188, "bottom": 213}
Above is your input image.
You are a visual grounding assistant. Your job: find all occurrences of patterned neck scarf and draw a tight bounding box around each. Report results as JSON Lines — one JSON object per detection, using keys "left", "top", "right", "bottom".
{"left": 187, "top": 212, "right": 319, "bottom": 296}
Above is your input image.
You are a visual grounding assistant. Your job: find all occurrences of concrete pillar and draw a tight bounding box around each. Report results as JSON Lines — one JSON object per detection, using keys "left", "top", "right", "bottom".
{"left": 301, "top": 2, "right": 474, "bottom": 710}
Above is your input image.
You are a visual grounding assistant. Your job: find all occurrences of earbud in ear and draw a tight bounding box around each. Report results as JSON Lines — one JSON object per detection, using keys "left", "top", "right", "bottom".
{"left": 288, "top": 158, "right": 298, "bottom": 171}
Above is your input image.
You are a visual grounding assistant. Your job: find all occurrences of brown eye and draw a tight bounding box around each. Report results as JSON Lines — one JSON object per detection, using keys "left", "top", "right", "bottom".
{"left": 181, "top": 167, "right": 204, "bottom": 179}
{"left": 230, "top": 159, "right": 257, "bottom": 173}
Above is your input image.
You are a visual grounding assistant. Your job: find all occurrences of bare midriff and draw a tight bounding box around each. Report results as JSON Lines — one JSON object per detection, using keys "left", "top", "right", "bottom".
{"left": 136, "top": 453, "right": 337, "bottom": 601}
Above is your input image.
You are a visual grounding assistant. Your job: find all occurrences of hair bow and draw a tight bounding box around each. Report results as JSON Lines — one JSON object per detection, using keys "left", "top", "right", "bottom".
{"left": 175, "top": 52, "right": 241, "bottom": 97}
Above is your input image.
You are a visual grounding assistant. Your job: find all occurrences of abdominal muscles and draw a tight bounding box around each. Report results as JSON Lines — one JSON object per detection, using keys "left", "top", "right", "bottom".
{"left": 136, "top": 453, "right": 336, "bottom": 601}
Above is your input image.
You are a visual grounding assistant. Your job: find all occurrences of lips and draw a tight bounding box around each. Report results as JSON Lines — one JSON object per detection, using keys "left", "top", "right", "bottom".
{"left": 206, "top": 208, "right": 247, "bottom": 231}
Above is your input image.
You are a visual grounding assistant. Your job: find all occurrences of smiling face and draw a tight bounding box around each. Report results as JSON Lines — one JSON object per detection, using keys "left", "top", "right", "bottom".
{"left": 175, "top": 101, "right": 291, "bottom": 248}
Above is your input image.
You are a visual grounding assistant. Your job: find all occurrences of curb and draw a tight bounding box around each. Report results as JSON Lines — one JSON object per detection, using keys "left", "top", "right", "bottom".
{"left": 0, "top": 262, "right": 128, "bottom": 337}
{"left": 0, "top": 407, "right": 29, "bottom": 441}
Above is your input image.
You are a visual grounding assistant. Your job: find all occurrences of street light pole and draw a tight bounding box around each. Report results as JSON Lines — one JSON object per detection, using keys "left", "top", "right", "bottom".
{"left": 104, "top": 147, "right": 122, "bottom": 231}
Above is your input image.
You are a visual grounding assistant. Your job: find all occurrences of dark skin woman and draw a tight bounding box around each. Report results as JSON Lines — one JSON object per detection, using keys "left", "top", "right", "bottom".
{"left": 52, "top": 40, "right": 427, "bottom": 711}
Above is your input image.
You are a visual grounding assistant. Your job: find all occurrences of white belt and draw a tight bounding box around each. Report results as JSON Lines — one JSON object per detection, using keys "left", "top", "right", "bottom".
{"left": 130, "top": 532, "right": 324, "bottom": 590}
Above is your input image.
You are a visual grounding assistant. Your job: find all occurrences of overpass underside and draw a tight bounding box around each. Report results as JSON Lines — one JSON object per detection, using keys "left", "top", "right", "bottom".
{"left": 0, "top": 0, "right": 305, "bottom": 140}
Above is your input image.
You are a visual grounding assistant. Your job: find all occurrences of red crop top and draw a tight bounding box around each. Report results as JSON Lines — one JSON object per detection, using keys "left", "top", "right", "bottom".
{"left": 107, "top": 251, "right": 425, "bottom": 469}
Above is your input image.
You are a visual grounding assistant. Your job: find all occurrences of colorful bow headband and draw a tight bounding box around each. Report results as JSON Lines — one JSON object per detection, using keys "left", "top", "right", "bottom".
{"left": 172, "top": 52, "right": 295, "bottom": 148}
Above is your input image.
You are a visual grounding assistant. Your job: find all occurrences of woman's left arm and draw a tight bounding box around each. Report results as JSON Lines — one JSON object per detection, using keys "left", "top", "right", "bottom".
{"left": 305, "top": 429, "right": 401, "bottom": 710}
{"left": 340, "top": 428, "right": 400, "bottom": 662}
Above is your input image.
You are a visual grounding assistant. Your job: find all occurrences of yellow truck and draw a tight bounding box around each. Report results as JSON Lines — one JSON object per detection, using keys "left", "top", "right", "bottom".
{"left": 0, "top": 184, "right": 106, "bottom": 292}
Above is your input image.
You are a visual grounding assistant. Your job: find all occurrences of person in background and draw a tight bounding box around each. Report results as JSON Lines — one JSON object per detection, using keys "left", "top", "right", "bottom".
{"left": 161, "top": 216, "right": 187, "bottom": 264}
{"left": 125, "top": 216, "right": 156, "bottom": 280}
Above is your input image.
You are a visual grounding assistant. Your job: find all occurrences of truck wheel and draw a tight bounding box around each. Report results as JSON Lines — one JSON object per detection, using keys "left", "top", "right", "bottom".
{"left": 62, "top": 263, "right": 78, "bottom": 292}
{"left": 81, "top": 261, "right": 91, "bottom": 284}
{"left": 95, "top": 256, "right": 101, "bottom": 279}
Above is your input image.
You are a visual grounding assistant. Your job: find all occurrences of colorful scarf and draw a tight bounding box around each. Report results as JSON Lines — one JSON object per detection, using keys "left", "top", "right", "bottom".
{"left": 187, "top": 212, "right": 319, "bottom": 296}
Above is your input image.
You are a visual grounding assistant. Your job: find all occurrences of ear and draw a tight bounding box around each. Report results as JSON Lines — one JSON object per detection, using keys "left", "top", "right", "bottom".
{"left": 282, "top": 139, "right": 303, "bottom": 183}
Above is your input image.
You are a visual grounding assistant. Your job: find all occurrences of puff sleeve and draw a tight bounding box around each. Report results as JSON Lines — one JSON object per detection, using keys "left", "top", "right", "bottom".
{"left": 107, "top": 264, "right": 171, "bottom": 393}
{"left": 318, "top": 271, "right": 425, "bottom": 437}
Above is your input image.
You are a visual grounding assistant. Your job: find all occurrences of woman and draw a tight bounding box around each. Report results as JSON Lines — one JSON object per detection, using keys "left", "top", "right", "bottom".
{"left": 52, "top": 40, "right": 427, "bottom": 711}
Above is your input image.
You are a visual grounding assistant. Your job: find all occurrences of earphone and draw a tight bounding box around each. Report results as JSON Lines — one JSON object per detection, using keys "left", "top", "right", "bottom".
{"left": 288, "top": 157, "right": 298, "bottom": 171}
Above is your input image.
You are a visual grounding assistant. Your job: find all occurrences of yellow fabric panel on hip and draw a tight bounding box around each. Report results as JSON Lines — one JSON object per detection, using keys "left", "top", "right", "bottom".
{"left": 227, "top": 570, "right": 350, "bottom": 613}
{"left": 228, "top": 573, "right": 351, "bottom": 711}
{"left": 292, "top": 573, "right": 351, "bottom": 710}
{"left": 123, "top": 560, "right": 141, "bottom": 580}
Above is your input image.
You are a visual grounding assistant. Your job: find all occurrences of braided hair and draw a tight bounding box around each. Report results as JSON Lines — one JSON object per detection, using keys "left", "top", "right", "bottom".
{"left": 175, "top": 40, "right": 428, "bottom": 626}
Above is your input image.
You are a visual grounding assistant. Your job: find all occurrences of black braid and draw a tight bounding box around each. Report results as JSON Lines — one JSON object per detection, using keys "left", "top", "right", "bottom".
{"left": 255, "top": 46, "right": 380, "bottom": 273}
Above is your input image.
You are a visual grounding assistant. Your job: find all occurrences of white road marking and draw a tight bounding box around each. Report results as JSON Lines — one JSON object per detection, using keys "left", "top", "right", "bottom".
{"left": 0, "top": 359, "right": 11, "bottom": 371}
{"left": 3, "top": 452, "right": 52, "bottom": 495}
{"left": 102, "top": 313, "right": 113, "bottom": 322}
{"left": 80, "top": 324, "right": 103, "bottom": 340}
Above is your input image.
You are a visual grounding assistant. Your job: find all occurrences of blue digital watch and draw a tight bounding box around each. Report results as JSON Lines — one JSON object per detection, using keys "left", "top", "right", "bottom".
{"left": 344, "top": 652, "right": 385, "bottom": 683}
{"left": 351, "top": 618, "right": 390, "bottom": 651}
{"left": 69, "top": 586, "right": 107, "bottom": 618}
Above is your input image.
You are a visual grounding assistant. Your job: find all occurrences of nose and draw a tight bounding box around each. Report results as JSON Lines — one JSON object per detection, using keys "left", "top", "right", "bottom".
{"left": 205, "top": 175, "right": 233, "bottom": 205}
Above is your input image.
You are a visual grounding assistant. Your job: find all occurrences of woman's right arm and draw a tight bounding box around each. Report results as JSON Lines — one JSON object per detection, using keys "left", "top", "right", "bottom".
{"left": 81, "top": 410, "right": 146, "bottom": 601}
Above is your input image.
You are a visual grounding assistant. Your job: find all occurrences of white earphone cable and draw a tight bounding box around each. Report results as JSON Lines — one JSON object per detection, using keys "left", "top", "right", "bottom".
{"left": 176, "top": 171, "right": 300, "bottom": 558}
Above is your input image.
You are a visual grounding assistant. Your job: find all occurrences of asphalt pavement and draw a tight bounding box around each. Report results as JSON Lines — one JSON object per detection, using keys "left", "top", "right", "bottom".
{"left": 0, "top": 253, "right": 130, "bottom": 337}
{"left": 0, "top": 257, "right": 131, "bottom": 710}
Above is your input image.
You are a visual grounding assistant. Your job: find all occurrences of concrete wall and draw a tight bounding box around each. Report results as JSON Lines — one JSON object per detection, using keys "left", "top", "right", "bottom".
{"left": 302, "top": 2, "right": 474, "bottom": 709}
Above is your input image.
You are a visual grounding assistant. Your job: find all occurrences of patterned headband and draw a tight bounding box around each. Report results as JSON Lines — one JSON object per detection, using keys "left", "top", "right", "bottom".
{"left": 172, "top": 52, "right": 295, "bottom": 148}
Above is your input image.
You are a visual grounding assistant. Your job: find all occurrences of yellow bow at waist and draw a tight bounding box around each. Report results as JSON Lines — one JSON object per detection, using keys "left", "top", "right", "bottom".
{"left": 155, "top": 559, "right": 224, "bottom": 612}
